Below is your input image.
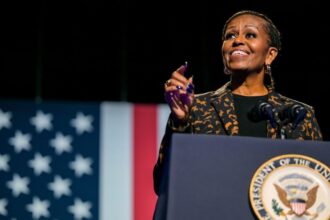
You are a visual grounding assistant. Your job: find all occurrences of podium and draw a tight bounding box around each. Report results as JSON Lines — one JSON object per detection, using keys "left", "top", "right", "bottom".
{"left": 154, "top": 134, "right": 330, "bottom": 220}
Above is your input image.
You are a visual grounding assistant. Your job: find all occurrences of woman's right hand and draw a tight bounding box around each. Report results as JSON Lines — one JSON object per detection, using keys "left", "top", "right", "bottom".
{"left": 164, "top": 64, "right": 194, "bottom": 122}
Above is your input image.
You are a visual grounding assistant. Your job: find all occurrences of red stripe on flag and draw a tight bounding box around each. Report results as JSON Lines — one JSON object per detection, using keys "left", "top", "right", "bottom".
{"left": 133, "top": 104, "right": 158, "bottom": 220}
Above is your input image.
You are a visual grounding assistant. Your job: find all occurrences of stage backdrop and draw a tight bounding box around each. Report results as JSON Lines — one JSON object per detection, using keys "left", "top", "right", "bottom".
{"left": 0, "top": 100, "right": 170, "bottom": 220}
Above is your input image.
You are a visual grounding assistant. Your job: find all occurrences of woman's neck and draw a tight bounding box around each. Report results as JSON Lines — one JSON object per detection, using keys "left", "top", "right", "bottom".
{"left": 231, "top": 72, "right": 268, "bottom": 96}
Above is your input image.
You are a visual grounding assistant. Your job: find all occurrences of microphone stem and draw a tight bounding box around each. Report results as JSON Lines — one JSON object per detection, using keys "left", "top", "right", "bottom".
{"left": 280, "top": 127, "right": 286, "bottom": 139}
{"left": 275, "top": 120, "right": 286, "bottom": 139}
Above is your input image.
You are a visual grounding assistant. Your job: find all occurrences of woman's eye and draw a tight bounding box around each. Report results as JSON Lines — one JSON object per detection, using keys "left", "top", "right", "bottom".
{"left": 246, "top": 33, "right": 256, "bottom": 38}
{"left": 224, "top": 33, "right": 236, "bottom": 40}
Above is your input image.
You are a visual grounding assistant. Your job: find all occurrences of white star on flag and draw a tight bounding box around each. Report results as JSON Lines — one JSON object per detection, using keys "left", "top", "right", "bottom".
{"left": 7, "top": 173, "right": 30, "bottom": 197}
{"left": 8, "top": 130, "right": 32, "bottom": 153}
{"left": 28, "top": 153, "right": 52, "bottom": 175}
{"left": 30, "top": 110, "right": 53, "bottom": 133}
{"left": 69, "top": 155, "right": 93, "bottom": 177}
{"left": 0, "top": 198, "right": 8, "bottom": 216}
{"left": 48, "top": 175, "right": 72, "bottom": 198}
{"left": 0, "top": 109, "right": 12, "bottom": 130}
{"left": 0, "top": 100, "right": 169, "bottom": 219}
{"left": 0, "top": 154, "right": 10, "bottom": 172}
{"left": 70, "top": 112, "right": 93, "bottom": 135}
{"left": 49, "top": 132, "right": 73, "bottom": 155}
{"left": 68, "top": 198, "right": 92, "bottom": 220}
{"left": 26, "top": 197, "right": 50, "bottom": 220}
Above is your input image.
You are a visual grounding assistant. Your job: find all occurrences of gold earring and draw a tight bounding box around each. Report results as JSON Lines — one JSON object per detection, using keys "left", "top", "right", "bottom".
{"left": 266, "top": 64, "right": 272, "bottom": 76}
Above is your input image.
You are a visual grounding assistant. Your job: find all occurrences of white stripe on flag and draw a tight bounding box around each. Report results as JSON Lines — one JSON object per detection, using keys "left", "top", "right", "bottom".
{"left": 157, "top": 104, "right": 170, "bottom": 152}
{"left": 100, "top": 102, "right": 133, "bottom": 220}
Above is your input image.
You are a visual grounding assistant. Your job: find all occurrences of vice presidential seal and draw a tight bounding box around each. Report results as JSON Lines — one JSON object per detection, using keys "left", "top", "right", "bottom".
{"left": 249, "top": 154, "right": 330, "bottom": 220}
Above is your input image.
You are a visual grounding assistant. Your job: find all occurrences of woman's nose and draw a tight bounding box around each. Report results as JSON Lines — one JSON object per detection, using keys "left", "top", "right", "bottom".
{"left": 232, "top": 34, "right": 244, "bottom": 46}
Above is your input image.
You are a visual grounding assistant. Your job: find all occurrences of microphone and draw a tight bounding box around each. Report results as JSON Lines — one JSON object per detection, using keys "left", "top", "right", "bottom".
{"left": 278, "top": 104, "right": 307, "bottom": 129}
{"left": 249, "top": 100, "right": 276, "bottom": 128}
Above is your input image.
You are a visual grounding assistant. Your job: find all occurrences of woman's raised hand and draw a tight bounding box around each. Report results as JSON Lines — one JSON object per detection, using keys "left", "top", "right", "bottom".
{"left": 164, "top": 63, "right": 194, "bottom": 122}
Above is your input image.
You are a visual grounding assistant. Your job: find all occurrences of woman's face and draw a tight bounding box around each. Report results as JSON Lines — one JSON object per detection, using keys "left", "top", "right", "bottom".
{"left": 222, "top": 14, "right": 277, "bottom": 74}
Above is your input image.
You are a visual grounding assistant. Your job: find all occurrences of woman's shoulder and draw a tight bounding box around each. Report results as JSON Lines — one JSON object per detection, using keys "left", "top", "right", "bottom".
{"left": 271, "top": 92, "right": 314, "bottom": 111}
{"left": 193, "top": 91, "right": 215, "bottom": 107}
{"left": 194, "top": 82, "right": 231, "bottom": 100}
{"left": 194, "top": 91, "right": 215, "bottom": 99}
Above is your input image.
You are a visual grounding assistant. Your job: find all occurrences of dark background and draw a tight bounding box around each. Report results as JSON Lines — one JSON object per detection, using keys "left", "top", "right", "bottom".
{"left": 1, "top": 1, "right": 329, "bottom": 140}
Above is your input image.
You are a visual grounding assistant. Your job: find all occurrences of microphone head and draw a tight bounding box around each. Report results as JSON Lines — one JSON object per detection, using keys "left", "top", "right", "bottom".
{"left": 248, "top": 100, "right": 276, "bottom": 128}
{"left": 292, "top": 104, "right": 307, "bottom": 129}
{"left": 279, "top": 104, "right": 307, "bottom": 129}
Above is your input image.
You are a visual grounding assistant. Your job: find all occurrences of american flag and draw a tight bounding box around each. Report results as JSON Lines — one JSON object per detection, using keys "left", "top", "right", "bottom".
{"left": 0, "top": 100, "right": 170, "bottom": 220}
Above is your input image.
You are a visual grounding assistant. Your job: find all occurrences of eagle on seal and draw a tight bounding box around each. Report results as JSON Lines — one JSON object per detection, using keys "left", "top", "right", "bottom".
{"left": 274, "top": 184, "right": 319, "bottom": 217}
